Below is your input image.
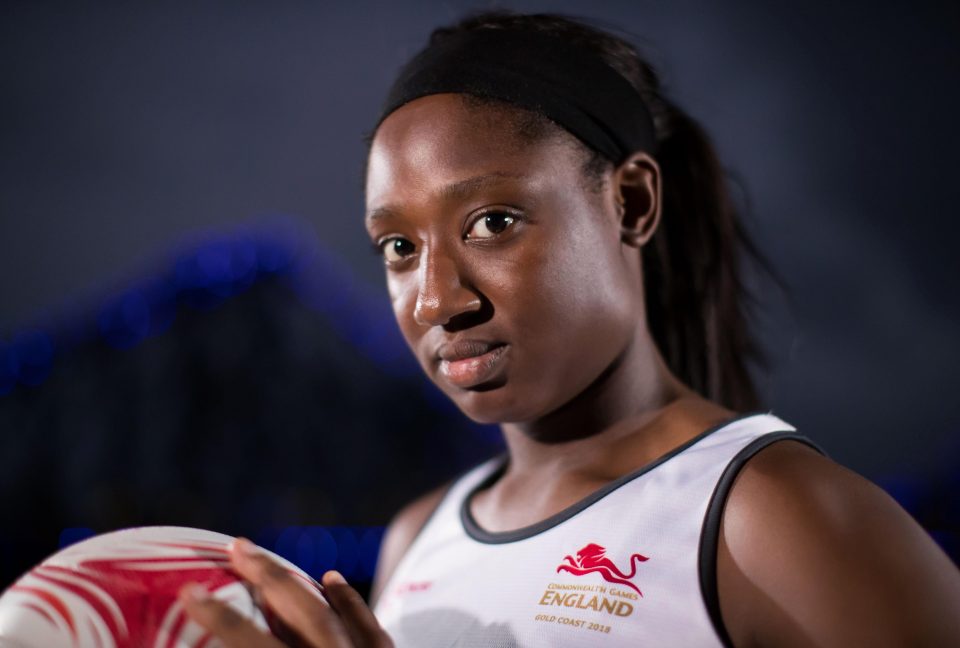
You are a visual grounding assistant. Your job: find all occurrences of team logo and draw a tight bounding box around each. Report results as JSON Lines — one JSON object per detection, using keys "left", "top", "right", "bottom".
{"left": 556, "top": 543, "right": 649, "bottom": 596}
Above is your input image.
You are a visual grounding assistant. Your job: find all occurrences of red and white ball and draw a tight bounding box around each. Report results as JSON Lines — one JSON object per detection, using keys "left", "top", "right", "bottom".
{"left": 0, "top": 526, "right": 323, "bottom": 648}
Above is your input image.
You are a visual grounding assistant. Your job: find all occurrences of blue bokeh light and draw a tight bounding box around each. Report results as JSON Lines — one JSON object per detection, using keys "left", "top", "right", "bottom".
{"left": 358, "top": 527, "right": 386, "bottom": 581}
{"left": 252, "top": 526, "right": 384, "bottom": 582}
{"left": 303, "top": 526, "right": 339, "bottom": 578}
{"left": 196, "top": 239, "right": 235, "bottom": 297}
{"left": 58, "top": 527, "right": 95, "bottom": 549}
{"left": 272, "top": 526, "right": 341, "bottom": 580}
{"left": 295, "top": 528, "right": 317, "bottom": 573}
{"left": 51, "top": 526, "right": 385, "bottom": 579}
{"left": 140, "top": 277, "right": 178, "bottom": 336}
{"left": 175, "top": 246, "right": 227, "bottom": 311}
{"left": 328, "top": 527, "right": 359, "bottom": 580}
{"left": 231, "top": 232, "right": 259, "bottom": 280}
{"left": 256, "top": 235, "right": 294, "bottom": 275}
{"left": 1, "top": 215, "right": 424, "bottom": 396}
{"left": 13, "top": 329, "right": 54, "bottom": 387}
{"left": 270, "top": 526, "right": 340, "bottom": 580}
{"left": 877, "top": 475, "right": 925, "bottom": 514}
{"left": 274, "top": 526, "right": 302, "bottom": 566}
{"left": 0, "top": 342, "right": 19, "bottom": 395}
{"left": 98, "top": 290, "right": 151, "bottom": 350}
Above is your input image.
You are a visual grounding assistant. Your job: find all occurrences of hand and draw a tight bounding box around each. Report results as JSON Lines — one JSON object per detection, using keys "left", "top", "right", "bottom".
{"left": 179, "top": 537, "right": 394, "bottom": 648}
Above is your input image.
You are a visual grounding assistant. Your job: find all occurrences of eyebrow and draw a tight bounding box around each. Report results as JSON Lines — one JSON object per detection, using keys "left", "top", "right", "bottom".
{"left": 365, "top": 171, "right": 528, "bottom": 224}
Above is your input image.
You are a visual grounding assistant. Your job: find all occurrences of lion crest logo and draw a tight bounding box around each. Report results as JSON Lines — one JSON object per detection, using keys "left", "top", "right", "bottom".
{"left": 556, "top": 543, "right": 649, "bottom": 596}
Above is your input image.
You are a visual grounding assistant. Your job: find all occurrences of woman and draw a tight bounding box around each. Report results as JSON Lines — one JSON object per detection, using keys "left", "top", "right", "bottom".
{"left": 179, "top": 11, "right": 960, "bottom": 647}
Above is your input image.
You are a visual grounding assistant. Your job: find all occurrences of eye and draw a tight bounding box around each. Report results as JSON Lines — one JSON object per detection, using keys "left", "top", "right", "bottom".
{"left": 466, "top": 211, "right": 517, "bottom": 240}
{"left": 379, "top": 237, "right": 416, "bottom": 263}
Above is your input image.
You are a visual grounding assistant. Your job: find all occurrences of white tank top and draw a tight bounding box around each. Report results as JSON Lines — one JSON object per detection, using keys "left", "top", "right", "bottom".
{"left": 374, "top": 411, "right": 822, "bottom": 647}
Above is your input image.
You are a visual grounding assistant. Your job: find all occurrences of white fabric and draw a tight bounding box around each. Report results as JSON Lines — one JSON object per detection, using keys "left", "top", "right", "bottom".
{"left": 375, "top": 412, "right": 797, "bottom": 647}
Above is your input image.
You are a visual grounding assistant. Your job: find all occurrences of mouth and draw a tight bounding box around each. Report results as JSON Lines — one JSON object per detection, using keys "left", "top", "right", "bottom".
{"left": 437, "top": 343, "right": 509, "bottom": 390}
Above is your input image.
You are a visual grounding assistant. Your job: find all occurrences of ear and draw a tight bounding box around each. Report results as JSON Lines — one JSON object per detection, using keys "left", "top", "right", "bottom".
{"left": 612, "top": 152, "right": 661, "bottom": 248}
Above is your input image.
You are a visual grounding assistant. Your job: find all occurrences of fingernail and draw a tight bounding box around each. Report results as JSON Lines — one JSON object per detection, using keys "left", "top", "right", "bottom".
{"left": 182, "top": 583, "right": 209, "bottom": 603}
{"left": 326, "top": 570, "right": 347, "bottom": 586}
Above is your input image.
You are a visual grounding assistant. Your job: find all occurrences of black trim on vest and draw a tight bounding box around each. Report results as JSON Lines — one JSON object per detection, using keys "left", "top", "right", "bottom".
{"left": 461, "top": 410, "right": 768, "bottom": 544}
{"left": 697, "top": 432, "right": 827, "bottom": 648}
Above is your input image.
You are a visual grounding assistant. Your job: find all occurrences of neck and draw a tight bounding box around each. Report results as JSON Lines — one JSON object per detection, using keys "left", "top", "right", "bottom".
{"left": 498, "top": 326, "right": 694, "bottom": 477}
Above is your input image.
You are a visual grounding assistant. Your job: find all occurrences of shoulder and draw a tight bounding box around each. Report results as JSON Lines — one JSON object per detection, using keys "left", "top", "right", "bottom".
{"left": 716, "top": 438, "right": 960, "bottom": 647}
{"left": 369, "top": 482, "right": 450, "bottom": 606}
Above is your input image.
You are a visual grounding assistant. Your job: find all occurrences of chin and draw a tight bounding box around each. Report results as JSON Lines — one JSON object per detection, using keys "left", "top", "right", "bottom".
{"left": 445, "top": 382, "right": 544, "bottom": 425}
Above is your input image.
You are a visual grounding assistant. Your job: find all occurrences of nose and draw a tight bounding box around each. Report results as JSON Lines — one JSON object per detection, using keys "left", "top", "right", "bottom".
{"left": 413, "top": 243, "right": 481, "bottom": 327}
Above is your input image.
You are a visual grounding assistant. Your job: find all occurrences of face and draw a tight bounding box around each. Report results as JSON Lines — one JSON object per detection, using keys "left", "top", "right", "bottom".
{"left": 365, "top": 94, "right": 647, "bottom": 424}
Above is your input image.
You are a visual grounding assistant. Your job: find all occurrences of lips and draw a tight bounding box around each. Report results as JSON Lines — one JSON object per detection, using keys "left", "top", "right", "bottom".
{"left": 437, "top": 340, "right": 503, "bottom": 362}
{"left": 435, "top": 340, "right": 509, "bottom": 389}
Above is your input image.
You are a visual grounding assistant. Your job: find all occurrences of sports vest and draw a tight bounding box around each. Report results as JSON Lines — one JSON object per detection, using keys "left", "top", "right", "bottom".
{"left": 374, "top": 412, "right": 823, "bottom": 647}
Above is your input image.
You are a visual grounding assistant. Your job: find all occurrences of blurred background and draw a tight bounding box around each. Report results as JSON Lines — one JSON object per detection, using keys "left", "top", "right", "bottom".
{"left": 1, "top": 0, "right": 958, "bottom": 594}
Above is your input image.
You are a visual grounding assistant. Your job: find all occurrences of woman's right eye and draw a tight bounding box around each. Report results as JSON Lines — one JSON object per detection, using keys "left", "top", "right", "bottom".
{"left": 379, "top": 237, "right": 416, "bottom": 263}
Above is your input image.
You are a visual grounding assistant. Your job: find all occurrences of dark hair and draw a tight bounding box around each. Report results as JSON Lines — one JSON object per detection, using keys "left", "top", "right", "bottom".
{"left": 372, "top": 10, "right": 780, "bottom": 412}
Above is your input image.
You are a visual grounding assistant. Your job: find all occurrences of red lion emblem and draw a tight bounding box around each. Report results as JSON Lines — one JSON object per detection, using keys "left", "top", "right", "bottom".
{"left": 556, "top": 543, "right": 649, "bottom": 596}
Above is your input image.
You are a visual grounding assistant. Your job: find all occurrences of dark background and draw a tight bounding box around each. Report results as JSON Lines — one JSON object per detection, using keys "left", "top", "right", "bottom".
{"left": 1, "top": 0, "right": 958, "bottom": 592}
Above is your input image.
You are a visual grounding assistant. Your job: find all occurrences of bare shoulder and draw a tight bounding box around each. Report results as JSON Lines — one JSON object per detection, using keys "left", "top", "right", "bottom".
{"left": 369, "top": 483, "right": 450, "bottom": 606}
{"left": 717, "top": 439, "right": 960, "bottom": 648}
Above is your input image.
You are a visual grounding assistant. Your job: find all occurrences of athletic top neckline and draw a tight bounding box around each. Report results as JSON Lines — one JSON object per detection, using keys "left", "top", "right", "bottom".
{"left": 460, "top": 410, "right": 768, "bottom": 544}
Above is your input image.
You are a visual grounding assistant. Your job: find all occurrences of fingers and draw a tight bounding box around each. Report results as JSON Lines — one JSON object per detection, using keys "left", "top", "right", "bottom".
{"left": 321, "top": 571, "right": 393, "bottom": 648}
{"left": 179, "top": 583, "right": 286, "bottom": 648}
{"left": 229, "top": 538, "right": 352, "bottom": 648}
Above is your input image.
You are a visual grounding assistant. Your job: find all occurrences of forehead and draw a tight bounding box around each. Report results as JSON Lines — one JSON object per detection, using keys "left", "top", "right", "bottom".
{"left": 365, "top": 94, "right": 581, "bottom": 213}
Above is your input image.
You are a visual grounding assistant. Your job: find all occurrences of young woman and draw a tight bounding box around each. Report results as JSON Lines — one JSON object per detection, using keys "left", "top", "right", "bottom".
{"left": 179, "top": 11, "right": 960, "bottom": 647}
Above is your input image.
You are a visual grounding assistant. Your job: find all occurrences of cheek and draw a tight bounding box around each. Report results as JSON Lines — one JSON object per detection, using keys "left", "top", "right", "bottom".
{"left": 516, "top": 218, "right": 636, "bottom": 331}
{"left": 387, "top": 274, "right": 420, "bottom": 346}
{"left": 503, "top": 227, "right": 640, "bottom": 405}
{"left": 520, "top": 253, "right": 635, "bottom": 348}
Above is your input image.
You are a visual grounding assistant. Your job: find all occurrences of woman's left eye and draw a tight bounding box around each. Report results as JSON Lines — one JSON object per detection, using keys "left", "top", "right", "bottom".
{"left": 466, "top": 212, "right": 517, "bottom": 239}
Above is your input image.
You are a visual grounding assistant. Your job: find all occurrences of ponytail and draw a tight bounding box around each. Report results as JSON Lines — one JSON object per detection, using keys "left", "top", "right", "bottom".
{"left": 646, "top": 99, "right": 766, "bottom": 411}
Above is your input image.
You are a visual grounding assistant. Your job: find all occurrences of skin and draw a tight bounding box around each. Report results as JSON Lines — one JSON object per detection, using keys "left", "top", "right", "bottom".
{"left": 181, "top": 94, "right": 960, "bottom": 646}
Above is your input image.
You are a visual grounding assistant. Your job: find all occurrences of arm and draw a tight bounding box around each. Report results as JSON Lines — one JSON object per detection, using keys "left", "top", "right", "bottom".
{"left": 717, "top": 440, "right": 960, "bottom": 647}
{"left": 369, "top": 484, "right": 449, "bottom": 607}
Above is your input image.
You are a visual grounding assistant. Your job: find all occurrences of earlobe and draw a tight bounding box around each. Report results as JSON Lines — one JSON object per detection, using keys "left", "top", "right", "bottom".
{"left": 615, "top": 152, "right": 661, "bottom": 248}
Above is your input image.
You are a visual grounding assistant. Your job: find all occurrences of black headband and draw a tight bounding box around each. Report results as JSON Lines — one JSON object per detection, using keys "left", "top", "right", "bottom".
{"left": 375, "top": 29, "right": 657, "bottom": 164}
